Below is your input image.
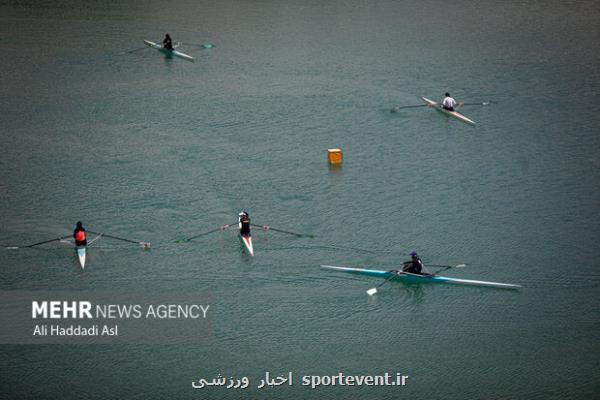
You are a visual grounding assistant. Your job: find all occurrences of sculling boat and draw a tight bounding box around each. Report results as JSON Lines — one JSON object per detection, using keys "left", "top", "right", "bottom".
{"left": 73, "top": 233, "right": 102, "bottom": 270}
{"left": 76, "top": 246, "right": 86, "bottom": 269}
{"left": 143, "top": 40, "right": 195, "bottom": 62}
{"left": 7, "top": 231, "right": 148, "bottom": 271}
{"left": 321, "top": 265, "right": 520, "bottom": 289}
{"left": 239, "top": 233, "right": 254, "bottom": 256}
{"left": 422, "top": 96, "right": 475, "bottom": 125}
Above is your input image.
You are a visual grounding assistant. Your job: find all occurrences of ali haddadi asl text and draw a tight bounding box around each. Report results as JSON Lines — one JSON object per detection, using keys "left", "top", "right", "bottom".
{"left": 33, "top": 324, "right": 117, "bottom": 337}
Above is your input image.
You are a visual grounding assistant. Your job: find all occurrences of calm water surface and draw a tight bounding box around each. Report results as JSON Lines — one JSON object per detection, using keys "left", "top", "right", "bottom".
{"left": 1, "top": 0, "right": 599, "bottom": 399}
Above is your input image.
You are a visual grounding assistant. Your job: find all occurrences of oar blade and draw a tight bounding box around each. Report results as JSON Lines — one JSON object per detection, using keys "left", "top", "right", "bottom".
{"left": 366, "top": 287, "right": 378, "bottom": 296}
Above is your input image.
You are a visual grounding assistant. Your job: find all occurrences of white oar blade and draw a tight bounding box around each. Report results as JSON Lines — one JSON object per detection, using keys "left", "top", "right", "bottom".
{"left": 366, "top": 288, "right": 378, "bottom": 296}
{"left": 455, "top": 264, "right": 467, "bottom": 268}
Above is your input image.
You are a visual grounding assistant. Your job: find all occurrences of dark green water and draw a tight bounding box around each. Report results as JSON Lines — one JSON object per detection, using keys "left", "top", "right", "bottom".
{"left": 1, "top": 0, "right": 599, "bottom": 399}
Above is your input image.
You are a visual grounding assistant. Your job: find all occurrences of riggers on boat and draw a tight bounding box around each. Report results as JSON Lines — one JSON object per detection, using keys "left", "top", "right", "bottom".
{"left": 143, "top": 40, "right": 195, "bottom": 62}
{"left": 422, "top": 96, "right": 476, "bottom": 125}
{"left": 5, "top": 231, "right": 150, "bottom": 271}
{"left": 320, "top": 265, "right": 521, "bottom": 289}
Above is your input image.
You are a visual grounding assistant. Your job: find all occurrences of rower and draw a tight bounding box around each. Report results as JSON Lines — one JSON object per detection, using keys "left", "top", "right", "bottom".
{"left": 73, "top": 221, "right": 87, "bottom": 247}
{"left": 163, "top": 33, "right": 173, "bottom": 50}
{"left": 442, "top": 93, "right": 458, "bottom": 111}
{"left": 239, "top": 212, "right": 251, "bottom": 235}
{"left": 402, "top": 251, "right": 423, "bottom": 274}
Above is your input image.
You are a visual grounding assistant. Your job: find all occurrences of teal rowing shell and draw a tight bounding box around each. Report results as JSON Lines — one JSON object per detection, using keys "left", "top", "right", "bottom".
{"left": 320, "top": 265, "right": 521, "bottom": 289}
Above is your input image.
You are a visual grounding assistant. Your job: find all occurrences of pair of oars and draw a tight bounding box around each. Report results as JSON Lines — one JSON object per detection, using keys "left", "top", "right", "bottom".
{"left": 390, "top": 101, "right": 492, "bottom": 113}
{"left": 5, "top": 231, "right": 150, "bottom": 249}
{"left": 176, "top": 222, "right": 314, "bottom": 243}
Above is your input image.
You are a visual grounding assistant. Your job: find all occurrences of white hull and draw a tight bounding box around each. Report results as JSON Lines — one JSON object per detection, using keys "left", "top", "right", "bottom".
{"left": 143, "top": 40, "right": 195, "bottom": 62}
{"left": 240, "top": 234, "right": 254, "bottom": 256}
{"left": 422, "top": 97, "right": 476, "bottom": 125}
{"left": 76, "top": 247, "right": 86, "bottom": 269}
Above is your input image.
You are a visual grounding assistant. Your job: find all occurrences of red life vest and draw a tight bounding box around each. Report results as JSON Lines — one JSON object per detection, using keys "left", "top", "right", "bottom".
{"left": 75, "top": 230, "right": 86, "bottom": 241}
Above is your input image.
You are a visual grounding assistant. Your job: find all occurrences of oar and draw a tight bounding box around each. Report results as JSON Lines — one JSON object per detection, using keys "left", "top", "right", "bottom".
{"left": 458, "top": 101, "right": 492, "bottom": 107}
{"left": 390, "top": 104, "right": 429, "bottom": 112}
{"left": 366, "top": 271, "right": 401, "bottom": 296}
{"left": 85, "top": 233, "right": 104, "bottom": 246}
{"left": 5, "top": 235, "right": 71, "bottom": 249}
{"left": 250, "top": 223, "right": 314, "bottom": 238}
{"left": 87, "top": 231, "right": 151, "bottom": 248}
{"left": 427, "top": 263, "right": 467, "bottom": 269}
{"left": 183, "top": 42, "right": 216, "bottom": 49}
{"left": 176, "top": 224, "right": 234, "bottom": 243}
{"left": 427, "top": 263, "right": 467, "bottom": 274}
{"left": 121, "top": 46, "right": 149, "bottom": 55}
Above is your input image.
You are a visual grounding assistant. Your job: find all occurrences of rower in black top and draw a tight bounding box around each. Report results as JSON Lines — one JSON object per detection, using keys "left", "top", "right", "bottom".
{"left": 402, "top": 251, "right": 423, "bottom": 274}
{"left": 163, "top": 34, "right": 173, "bottom": 50}
{"left": 239, "top": 211, "right": 251, "bottom": 235}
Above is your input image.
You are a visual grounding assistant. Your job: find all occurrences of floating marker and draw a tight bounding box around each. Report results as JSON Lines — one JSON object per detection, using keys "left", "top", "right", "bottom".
{"left": 327, "top": 148, "right": 342, "bottom": 165}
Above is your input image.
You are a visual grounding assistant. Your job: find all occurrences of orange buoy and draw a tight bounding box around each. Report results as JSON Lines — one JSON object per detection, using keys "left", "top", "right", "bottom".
{"left": 327, "top": 148, "right": 342, "bottom": 165}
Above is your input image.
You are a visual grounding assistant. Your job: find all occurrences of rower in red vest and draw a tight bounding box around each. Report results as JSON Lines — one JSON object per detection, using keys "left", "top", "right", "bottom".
{"left": 73, "top": 221, "right": 87, "bottom": 246}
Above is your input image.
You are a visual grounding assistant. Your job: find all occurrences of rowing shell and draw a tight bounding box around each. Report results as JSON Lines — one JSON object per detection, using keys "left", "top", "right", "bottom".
{"left": 76, "top": 246, "right": 86, "bottom": 269}
{"left": 143, "top": 40, "right": 195, "bottom": 62}
{"left": 321, "top": 265, "right": 520, "bottom": 289}
{"left": 422, "top": 97, "right": 475, "bottom": 125}
{"left": 239, "top": 233, "right": 254, "bottom": 256}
